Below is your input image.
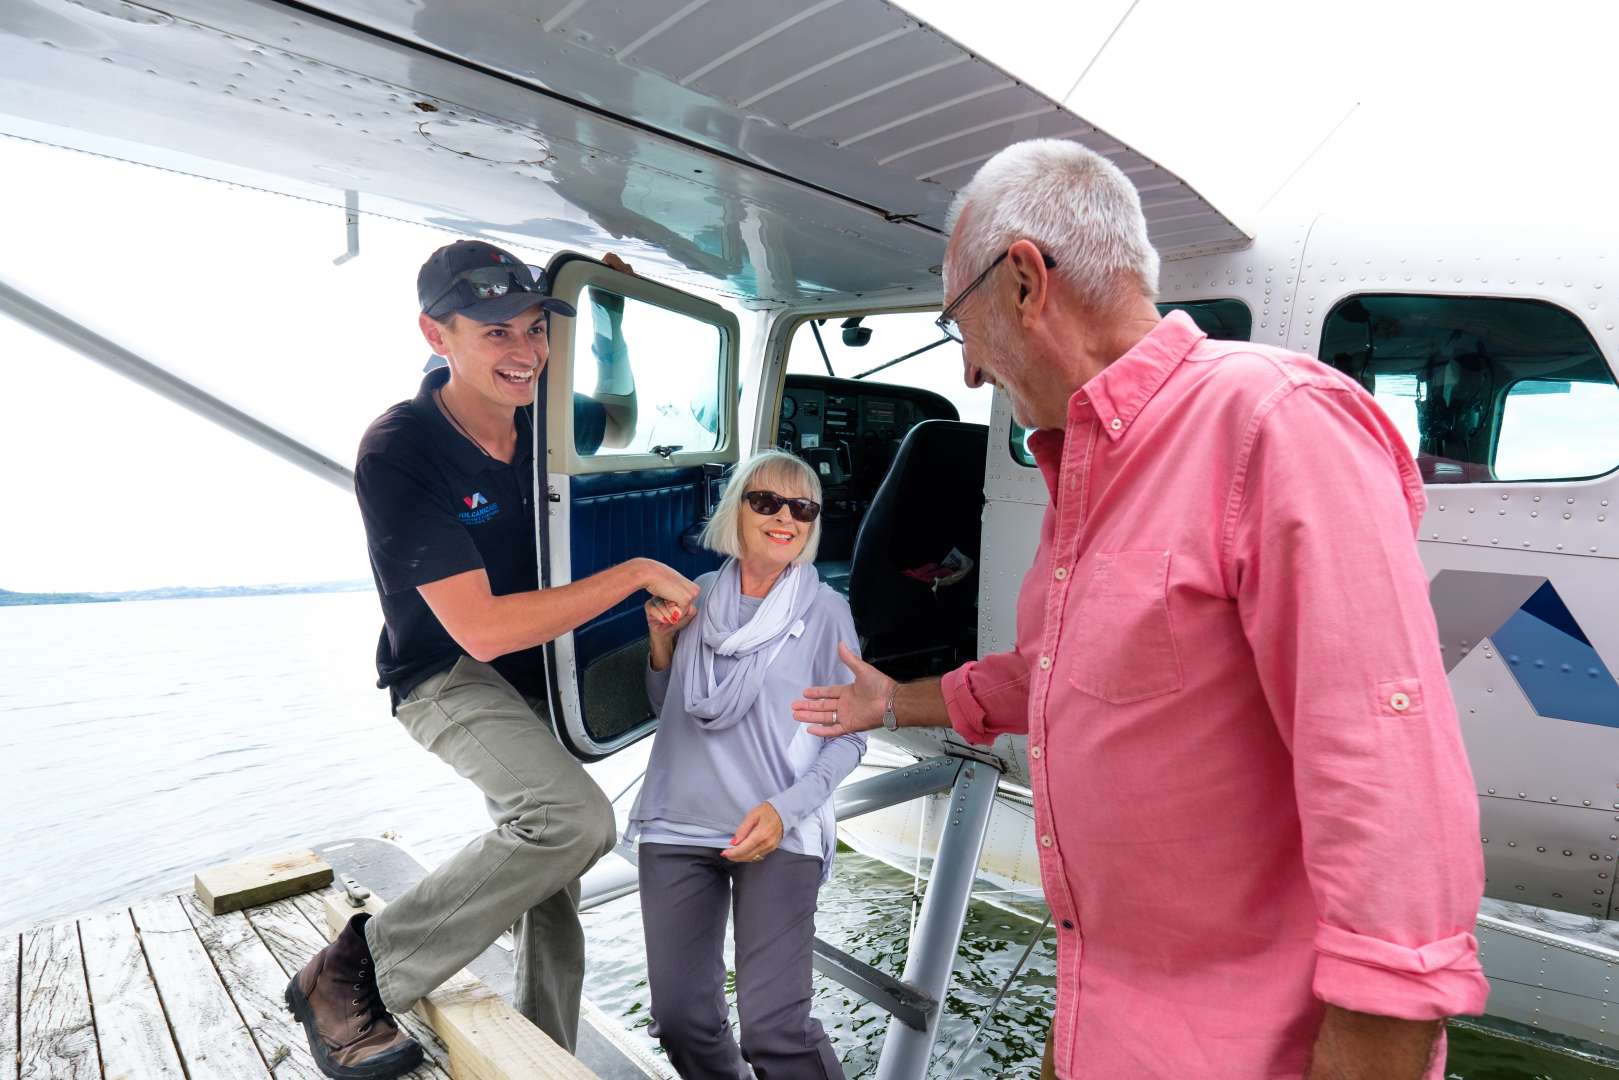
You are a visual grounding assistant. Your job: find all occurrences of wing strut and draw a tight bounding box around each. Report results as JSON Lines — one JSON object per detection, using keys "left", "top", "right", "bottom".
{"left": 0, "top": 276, "right": 353, "bottom": 489}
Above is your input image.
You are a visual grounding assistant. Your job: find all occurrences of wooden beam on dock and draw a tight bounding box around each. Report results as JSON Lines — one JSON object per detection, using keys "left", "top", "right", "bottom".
{"left": 319, "top": 888, "right": 600, "bottom": 1080}
{"left": 194, "top": 850, "right": 333, "bottom": 916}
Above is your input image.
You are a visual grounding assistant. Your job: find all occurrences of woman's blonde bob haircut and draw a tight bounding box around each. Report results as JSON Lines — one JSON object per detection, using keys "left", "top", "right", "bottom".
{"left": 701, "top": 450, "right": 823, "bottom": 566}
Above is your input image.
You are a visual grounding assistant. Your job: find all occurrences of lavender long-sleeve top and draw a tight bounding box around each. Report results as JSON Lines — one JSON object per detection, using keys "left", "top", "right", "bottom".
{"left": 626, "top": 570, "right": 868, "bottom": 882}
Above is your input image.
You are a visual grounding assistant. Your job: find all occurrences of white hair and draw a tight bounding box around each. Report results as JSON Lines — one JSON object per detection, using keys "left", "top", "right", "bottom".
{"left": 701, "top": 450, "right": 823, "bottom": 566}
{"left": 945, "top": 138, "right": 1160, "bottom": 306}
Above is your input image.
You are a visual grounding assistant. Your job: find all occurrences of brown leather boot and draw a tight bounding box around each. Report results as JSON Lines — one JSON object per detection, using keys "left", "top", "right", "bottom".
{"left": 284, "top": 912, "right": 424, "bottom": 1079}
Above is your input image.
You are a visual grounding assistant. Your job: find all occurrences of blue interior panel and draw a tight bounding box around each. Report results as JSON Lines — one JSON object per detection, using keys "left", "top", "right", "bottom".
{"left": 569, "top": 468, "right": 721, "bottom": 673}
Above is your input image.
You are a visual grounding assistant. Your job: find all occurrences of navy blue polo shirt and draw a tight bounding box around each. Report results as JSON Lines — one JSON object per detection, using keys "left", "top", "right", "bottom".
{"left": 355, "top": 368, "right": 546, "bottom": 704}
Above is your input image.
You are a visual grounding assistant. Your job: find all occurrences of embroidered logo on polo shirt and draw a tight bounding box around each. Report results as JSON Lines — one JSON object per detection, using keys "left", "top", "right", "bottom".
{"left": 457, "top": 492, "right": 499, "bottom": 525}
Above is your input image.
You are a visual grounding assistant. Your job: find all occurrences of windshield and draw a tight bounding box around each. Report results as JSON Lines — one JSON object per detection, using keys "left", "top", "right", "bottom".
{"left": 784, "top": 310, "right": 990, "bottom": 424}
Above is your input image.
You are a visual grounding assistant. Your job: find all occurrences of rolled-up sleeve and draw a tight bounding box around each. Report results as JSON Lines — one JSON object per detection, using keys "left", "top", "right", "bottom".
{"left": 945, "top": 497, "right": 1050, "bottom": 746}
{"left": 1229, "top": 383, "right": 1489, "bottom": 1020}
{"left": 943, "top": 650, "right": 1031, "bottom": 746}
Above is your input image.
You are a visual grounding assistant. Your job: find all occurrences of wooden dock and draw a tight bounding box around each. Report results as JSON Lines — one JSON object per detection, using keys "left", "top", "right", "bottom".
{"left": 6, "top": 888, "right": 460, "bottom": 1080}
{"left": 6, "top": 837, "right": 666, "bottom": 1080}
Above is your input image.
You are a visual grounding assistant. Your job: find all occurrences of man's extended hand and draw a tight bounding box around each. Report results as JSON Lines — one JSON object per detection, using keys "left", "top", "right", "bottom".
{"left": 638, "top": 559, "right": 700, "bottom": 610}
{"left": 791, "top": 642, "right": 896, "bottom": 737}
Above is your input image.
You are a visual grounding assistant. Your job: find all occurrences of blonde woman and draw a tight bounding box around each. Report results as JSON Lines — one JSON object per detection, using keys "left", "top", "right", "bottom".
{"left": 627, "top": 450, "right": 864, "bottom": 1079}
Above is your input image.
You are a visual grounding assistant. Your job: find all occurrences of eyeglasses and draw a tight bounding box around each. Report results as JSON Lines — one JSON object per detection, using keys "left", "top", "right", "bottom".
{"left": 743, "top": 489, "right": 821, "bottom": 523}
{"left": 425, "top": 264, "right": 548, "bottom": 316}
{"left": 934, "top": 248, "right": 1058, "bottom": 343}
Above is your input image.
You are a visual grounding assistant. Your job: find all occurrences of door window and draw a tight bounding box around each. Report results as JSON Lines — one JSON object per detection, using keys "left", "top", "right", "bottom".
{"left": 572, "top": 287, "right": 725, "bottom": 457}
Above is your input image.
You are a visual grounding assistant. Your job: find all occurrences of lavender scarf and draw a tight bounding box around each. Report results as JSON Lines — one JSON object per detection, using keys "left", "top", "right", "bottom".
{"left": 679, "top": 558, "right": 821, "bottom": 731}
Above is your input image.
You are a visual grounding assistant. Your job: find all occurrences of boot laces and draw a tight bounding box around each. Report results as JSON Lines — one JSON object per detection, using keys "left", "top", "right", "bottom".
{"left": 352, "top": 958, "right": 389, "bottom": 1035}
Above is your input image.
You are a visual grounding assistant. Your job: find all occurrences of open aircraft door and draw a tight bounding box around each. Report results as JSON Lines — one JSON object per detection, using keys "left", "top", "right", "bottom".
{"left": 538, "top": 254, "right": 740, "bottom": 761}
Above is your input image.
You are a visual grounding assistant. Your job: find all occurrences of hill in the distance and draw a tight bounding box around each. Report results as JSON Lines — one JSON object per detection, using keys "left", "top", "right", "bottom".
{"left": 0, "top": 581, "right": 371, "bottom": 606}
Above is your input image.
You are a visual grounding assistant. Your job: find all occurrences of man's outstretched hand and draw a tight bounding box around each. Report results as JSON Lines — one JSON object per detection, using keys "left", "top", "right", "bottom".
{"left": 792, "top": 642, "right": 896, "bottom": 737}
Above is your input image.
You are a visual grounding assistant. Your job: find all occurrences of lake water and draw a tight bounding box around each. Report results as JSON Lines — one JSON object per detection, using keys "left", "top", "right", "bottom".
{"left": 2, "top": 592, "right": 1615, "bottom": 1078}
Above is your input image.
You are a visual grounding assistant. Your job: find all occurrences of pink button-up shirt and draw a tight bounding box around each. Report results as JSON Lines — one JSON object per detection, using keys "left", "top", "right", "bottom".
{"left": 942, "top": 311, "right": 1488, "bottom": 1079}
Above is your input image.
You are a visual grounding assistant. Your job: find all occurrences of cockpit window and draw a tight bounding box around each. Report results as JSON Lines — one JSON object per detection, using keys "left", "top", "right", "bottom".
{"left": 785, "top": 311, "right": 990, "bottom": 425}
{"left": 1320, "top": 294, "right": 1619, "bottom": 483}
{"left": 1008, "top": 299, "right": 1252, "bottom": 466}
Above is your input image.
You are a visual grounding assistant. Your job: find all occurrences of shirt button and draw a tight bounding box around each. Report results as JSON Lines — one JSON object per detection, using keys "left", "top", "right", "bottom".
{"left": 1390, "top": 692, "right": 1411, "bottom": 712}
{"left": 1038, "top": 655, "right": 1052, "bottom": 671}
{"left": 1109, "top": 417, "right": 1123, "bottom": 431}
{"left": 1040, "top": 834, "right": 1053, "bottom": 848}
{"left": 1053, "top": 566, "right": 1068, "bottom": 581}
{"left": 1030, "top": 746, "right": 1042, "bottom": 759}
{"left": 1062, "top": 920, "right": 1075, "bottom": 930}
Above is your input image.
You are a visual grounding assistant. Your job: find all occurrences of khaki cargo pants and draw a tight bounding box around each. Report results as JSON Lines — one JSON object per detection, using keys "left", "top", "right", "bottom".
{"left": 363, "top": 657, "right": 618, "bottom": 1051}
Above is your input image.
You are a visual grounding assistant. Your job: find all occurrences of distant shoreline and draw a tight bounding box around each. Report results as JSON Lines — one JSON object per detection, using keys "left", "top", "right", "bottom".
{"left": 0, "top": 581, "right": 371, "bottom": 607}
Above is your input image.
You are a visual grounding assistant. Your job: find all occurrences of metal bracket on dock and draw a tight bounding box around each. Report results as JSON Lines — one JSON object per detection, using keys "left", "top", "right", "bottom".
{"left": 338, "top": 874, "right": 372, "bottom": 908}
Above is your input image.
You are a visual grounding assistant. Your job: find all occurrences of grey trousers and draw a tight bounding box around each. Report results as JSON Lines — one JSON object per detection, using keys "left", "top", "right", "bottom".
{"left": 639, "top": 843, "right": 844, "bottom": 1080}
{"left": 364, "top": 657, "right": 618, "bottom": 1051}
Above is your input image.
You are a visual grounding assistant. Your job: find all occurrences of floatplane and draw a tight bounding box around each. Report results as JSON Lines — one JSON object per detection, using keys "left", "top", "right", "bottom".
{"left": 2, "top": 0, "right": 1616, "bottom": 1076}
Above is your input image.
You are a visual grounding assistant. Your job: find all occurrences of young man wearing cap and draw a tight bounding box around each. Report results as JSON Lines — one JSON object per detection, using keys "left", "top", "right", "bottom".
{"left": 286, "top": 241, "right": 701, "bottom": 1078}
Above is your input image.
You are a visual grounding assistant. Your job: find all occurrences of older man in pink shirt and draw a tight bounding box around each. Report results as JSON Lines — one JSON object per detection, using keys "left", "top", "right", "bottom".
{"left": 795, "top": 139, "right": 1488, "bottom": 1079}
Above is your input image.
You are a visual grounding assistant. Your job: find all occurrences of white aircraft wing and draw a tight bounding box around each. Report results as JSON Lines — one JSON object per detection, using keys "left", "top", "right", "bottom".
{"left": 0, "top": 0, "right": 1246, "bottom": 303}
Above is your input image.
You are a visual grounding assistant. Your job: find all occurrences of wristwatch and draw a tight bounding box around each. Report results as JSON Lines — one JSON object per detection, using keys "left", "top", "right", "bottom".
{"left": 881, "top": 686, "right": 900, "bottom": 732}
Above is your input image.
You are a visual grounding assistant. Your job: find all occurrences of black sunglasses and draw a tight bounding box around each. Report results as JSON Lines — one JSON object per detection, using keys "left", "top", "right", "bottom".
{"left": 935, "top": 248, "right": 1058, "bottom": 343}
{"left": 744, "top": 489, "right": 821, "bottom": 523}
{"left": 425, "top": 264, "right": 548, "bottom": 317}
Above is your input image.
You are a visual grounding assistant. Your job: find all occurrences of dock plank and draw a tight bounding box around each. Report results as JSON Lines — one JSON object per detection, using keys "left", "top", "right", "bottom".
{"left": 18, "top": 921, "right": 98, "bottom": 1080}
{"left": 250, "top": 898, "right": 452, "bottom": 1080}
{"left": 316, "top": 889, "right": 599, "bottom": 1080}
{"left": 130, "top": 895, "right": 271, "bottom": 1079}
{"left": 79, "top": 909, "right": 185, "bottom": 1080}
{"left": 2, "top": 933, "right": 20, "bottom": 1080}
{"left": 179, "top": 894, "right": 323, "bottom": 1080}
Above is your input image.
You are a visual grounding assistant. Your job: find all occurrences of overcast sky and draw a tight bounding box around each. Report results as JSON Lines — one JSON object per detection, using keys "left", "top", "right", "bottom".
{"left": 4, "top": 0, "right": 1618, "bottom": 592}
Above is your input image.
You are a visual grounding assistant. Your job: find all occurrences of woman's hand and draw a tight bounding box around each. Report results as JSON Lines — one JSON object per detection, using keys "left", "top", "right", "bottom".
{"left": 645, "top": 596, "right": 696, "bottom": 639}
{"left": 645, "top": 597, "right": 696, "bottom": 673}
{"left": 722, "top": 802, "right": 783, "bottom": 863}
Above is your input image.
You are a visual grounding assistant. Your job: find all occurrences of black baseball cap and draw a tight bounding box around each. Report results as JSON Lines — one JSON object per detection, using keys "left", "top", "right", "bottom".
{"left": 418, "top": 240, "right": 577, "bottom": 323}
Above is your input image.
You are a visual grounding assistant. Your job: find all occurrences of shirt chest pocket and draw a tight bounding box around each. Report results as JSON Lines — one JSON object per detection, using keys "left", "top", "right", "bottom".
{"left": 1065, "top": 550, "right": 1183, "bottom": 705}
